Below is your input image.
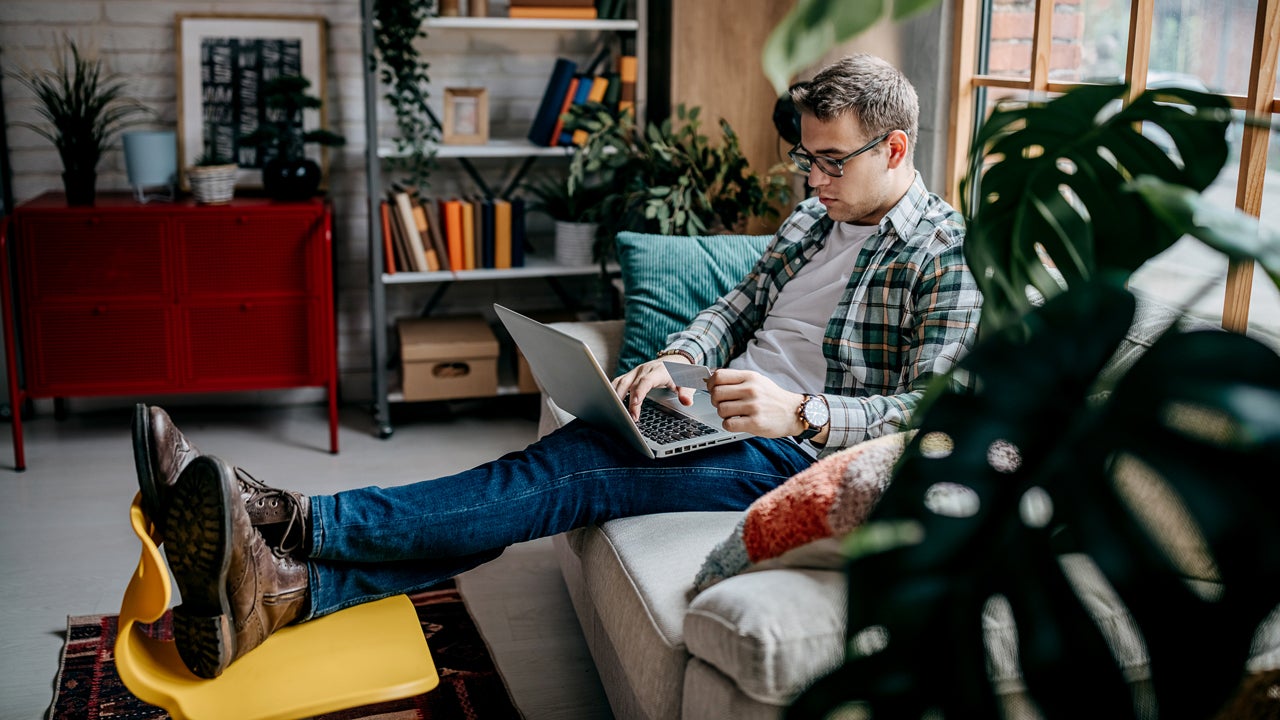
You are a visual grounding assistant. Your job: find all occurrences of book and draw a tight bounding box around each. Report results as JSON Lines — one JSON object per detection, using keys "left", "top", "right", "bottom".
{"left": 462, "top": 199, "right": 476, "bottom": 270}
{"left": 601, "top": 70, "right": 622, "bottom": 113}
{"left": 494, "top": 199, "right": 513, "bottom": 269}
{"left": 393, "top": 191, "right": 430, "bottom": 272}
{"left": 571, "top": 75, "right": 610, "bottom": 145}
{"left": 511, "top": 197, "right": 527, "bottom": 267}
{"left": 422, "top": 197, "right": 450, "bottom": 272}
{"left": 548, "top": 76, "right": 580, "bottom": 152}
{"left": 558, "top": 76, "right": 594, "bottom": 146}
{"left": 528, "top": 58, "right": 578, "bottom": 146}
{"left": 379, "top": 200, "right": 396, "bottom": 274}
{"left": 618, "top": 55, "right": 638, "bottom": 116}
{"left": 481, "top": 199, "right": 497, "bottom": 269}
{"left": 411, "top": 196, "right": 440, "bottom": 272}
{"left": 509, "top": 0, "right": 595, "bottom": 6}
{"left": 386, "top": 194, "right": 416, "bottom": 272}
{"left": 443, "top": 199, "right": 464, "bottom": 272}
{"left": 509, "top": 6, "right": 598, "bottom": 19}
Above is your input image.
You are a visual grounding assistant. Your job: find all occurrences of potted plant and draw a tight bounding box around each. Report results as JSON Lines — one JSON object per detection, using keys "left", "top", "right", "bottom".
{"left": 239, "top": 75, "right": 345, "bottom": 201}
{"left": 186, "top": 151, "right": 238, "bottom": 205}
{"left": 523, "top": 175, "right": 611, "bottom": 266}
{"left": 564, "top": 103, "right": 790, "bottom": 257}
{"left": 12, "top": 37, "right": 149, "bottom": 205}
{"left": 786, "top": 84, "right": 1280, "bottom": 719}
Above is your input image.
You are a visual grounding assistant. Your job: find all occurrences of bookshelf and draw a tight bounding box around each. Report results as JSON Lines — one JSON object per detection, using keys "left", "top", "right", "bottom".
{"left": 359, "top": 0, "right": 646, "bottom": 438}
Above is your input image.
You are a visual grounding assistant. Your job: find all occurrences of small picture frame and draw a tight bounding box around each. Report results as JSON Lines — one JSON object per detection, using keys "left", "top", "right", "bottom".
{"left": 442, "top": 88, "right": 489, "bottom": 145}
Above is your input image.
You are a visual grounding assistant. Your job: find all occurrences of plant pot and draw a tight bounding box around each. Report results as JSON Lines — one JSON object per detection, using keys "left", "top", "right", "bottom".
{"left": 62, "top": 172, "right": 96, "bottom": 206}
{"left": 554, "top": 221, "right": 597, "bottom": 266}
{"left": 187, "top": 164, "right": 238, "bottom": 205}
{"left": 263, "top": 157, "right": 321, "bottom": 202}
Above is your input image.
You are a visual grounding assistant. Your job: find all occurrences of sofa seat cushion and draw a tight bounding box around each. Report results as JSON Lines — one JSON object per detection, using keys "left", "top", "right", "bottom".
{"left": 684, "top": 567, "right": 846, "bottom": 706}
{"left": 562, "top": 512, "right": 744, "bottom": 720}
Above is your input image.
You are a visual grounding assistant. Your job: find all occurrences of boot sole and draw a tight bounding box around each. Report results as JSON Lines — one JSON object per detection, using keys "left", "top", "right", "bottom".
{"left": 166, "top": 458, "right": 236, "bottom": 679}
{"left": 131, "top": 404, "right": 165, "bottom": 535}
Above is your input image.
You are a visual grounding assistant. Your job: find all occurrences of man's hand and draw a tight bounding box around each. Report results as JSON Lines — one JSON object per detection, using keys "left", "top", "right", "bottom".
{"left": 611, "top": 356, "right": 697, "bottom": 420}
{"left": 706, "top": 368, "right": 813, "bottom": 439}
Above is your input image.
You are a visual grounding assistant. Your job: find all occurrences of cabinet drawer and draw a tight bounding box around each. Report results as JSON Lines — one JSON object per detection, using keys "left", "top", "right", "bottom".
{"left": 25, "top": 304, "right": 174, "bottom": 393}
{"left": 19, "top": 215, "right": 167, "bottom": 299}
{"left": 185, "top": 301, "right": 317, "bottom": 385}
{"left": 179, "top": 213, "right": 318, "bottom": 298}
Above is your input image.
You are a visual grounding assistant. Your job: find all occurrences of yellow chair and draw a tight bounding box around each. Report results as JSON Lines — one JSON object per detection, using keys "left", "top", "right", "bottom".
{"left": 116, "top": 494, "right": 439, "bottom": 720}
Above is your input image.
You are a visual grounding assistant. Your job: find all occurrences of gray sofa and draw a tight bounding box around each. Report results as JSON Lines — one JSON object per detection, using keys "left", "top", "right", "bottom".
{"left": 536, "top": 315, "right": 1280, "bottom": 720}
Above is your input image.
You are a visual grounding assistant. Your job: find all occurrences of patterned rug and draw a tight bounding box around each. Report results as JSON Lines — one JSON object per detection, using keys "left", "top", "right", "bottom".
{"left": 49, "top": 581, "right": 520, "bottom": 719}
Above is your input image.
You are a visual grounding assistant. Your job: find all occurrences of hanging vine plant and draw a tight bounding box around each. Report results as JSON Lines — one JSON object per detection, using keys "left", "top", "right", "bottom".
{"left": 373, "top": 0, "right": 438, "bottom": 188}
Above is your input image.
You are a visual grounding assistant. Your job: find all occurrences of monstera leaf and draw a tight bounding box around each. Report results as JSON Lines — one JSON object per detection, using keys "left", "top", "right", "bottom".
{"left": 962, "top": 84, "right": 1233, "bottom": 335}
{"left": 787, "top": 282, "right": 1280, "bottom": 719}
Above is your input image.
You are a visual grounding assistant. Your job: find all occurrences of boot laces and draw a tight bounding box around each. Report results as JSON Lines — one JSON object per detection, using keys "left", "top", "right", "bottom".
{"left": 236, "top": 467, "right": 307, "bottom": 558}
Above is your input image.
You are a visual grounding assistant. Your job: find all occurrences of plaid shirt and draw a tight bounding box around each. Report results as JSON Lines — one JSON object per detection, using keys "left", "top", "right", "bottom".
{"left": 664, "top": 173, "right": 982, "bottom": 453}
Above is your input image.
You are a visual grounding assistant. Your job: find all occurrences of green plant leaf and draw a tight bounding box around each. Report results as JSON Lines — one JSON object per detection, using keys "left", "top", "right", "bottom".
{"left": 1129, "top": 175, "right": 1280, "bottom": 292}
{"left": 761, "top": 0, "right": 886, "bottom": 95}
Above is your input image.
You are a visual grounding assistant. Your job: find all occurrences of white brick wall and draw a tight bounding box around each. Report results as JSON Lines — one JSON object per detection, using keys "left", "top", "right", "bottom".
{"left": 1, "top": 0, "right": 600, "bottom": 406}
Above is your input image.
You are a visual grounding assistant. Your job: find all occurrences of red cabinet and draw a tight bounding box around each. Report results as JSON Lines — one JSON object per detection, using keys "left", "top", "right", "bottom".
{"left": 1, "top": 192, "right": 338, "bottom": 470}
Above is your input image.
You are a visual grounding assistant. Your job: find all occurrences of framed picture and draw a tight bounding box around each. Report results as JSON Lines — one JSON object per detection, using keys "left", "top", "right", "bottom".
{"left": 442, "top": 88, "right": 489, "bottom": 145}
{"left": 176, "top": 14, "right": 328, "bottom": 188}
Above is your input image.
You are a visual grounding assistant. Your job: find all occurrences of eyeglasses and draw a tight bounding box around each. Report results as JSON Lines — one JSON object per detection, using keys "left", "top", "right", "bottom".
{"left": 788, "top": 131, "right": 892, "bottom": 178}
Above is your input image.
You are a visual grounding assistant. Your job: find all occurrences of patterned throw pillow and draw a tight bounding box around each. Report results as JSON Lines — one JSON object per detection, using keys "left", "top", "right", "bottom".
{"left": 692, "top": 431, "right": 913, "bottom": 594}
{"left": 614, "top": 231, "right": 774, "bottom": 375}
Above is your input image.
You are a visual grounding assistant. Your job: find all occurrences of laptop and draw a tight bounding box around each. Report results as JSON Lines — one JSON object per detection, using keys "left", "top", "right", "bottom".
{"left": 494, "top": 304, "right": 751, "bottom": 458}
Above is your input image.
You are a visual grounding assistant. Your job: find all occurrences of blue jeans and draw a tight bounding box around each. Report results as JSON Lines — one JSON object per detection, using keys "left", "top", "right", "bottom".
{"left": 302, "top": 420, "right": 813, "bottom": 619}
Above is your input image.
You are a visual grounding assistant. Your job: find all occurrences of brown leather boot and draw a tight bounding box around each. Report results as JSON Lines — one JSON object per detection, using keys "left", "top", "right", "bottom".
{"left": 132, "top": 404, "right": 310, "bottom": 552}
{"left": 165, "top": 455, "right": 310, "bottom": 679}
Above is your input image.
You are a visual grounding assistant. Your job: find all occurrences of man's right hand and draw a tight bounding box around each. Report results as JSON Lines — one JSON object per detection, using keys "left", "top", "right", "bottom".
{"left": 611, "top": 355, "right": 697, "bottom": 420}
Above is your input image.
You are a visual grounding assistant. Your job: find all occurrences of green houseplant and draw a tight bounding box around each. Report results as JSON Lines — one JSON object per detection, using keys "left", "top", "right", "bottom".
{"left": 564, "top": 103, "right": 790, "bottom": 258}
{"left": 785, "top": 83, "right": 1280, "bottom": 719}
{"left": 13, "top": 38, "right": 149, "bottom": 205}
{"left": 523, "top": 175, "right": 612, "bottom": 265}
{"left": 239, "top": 75, "right": 345, "bottom": 201}
{"left": 372, "top": 0, "right": 437, "bottom": 189}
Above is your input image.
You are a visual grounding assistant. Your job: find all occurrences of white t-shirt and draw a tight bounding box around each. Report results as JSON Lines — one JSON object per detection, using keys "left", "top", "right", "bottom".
{"left": 728, "top": 221, "right": 878, "bottom": 394}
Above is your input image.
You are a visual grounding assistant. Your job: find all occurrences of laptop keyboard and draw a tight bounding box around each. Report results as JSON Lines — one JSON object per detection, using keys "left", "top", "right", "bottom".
{"left": 637, "top": 399, "right": 721, "bottom": 444}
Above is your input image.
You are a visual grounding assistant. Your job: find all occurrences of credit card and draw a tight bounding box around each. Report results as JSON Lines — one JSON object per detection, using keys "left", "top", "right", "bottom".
{"left": 663, "top": 361, "right": 713, "bottom": 389}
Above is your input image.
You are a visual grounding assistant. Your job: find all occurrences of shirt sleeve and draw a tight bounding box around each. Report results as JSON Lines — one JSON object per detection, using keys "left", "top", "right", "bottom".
{"left": 822, "top": 241, "right": 982, "bottom": 453}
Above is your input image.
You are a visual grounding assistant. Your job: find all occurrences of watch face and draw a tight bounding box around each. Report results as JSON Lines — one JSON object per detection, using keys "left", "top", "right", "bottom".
{"left": 803, "top": 396, "right": 829, "bottom": 427}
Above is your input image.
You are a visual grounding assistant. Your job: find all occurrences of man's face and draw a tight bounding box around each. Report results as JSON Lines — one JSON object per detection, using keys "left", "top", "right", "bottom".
{"left": 797, "top": 112, "right": 897, "bottom": 226}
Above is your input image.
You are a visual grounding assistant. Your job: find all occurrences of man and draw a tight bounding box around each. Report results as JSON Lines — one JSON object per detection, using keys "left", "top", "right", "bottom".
{"left": 140, "top": 54, "right": 982, "bottom": 679}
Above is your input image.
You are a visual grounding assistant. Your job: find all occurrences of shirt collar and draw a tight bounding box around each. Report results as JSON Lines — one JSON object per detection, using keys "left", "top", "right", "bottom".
{"left": 878, "top": 171, "right": 930, "bottom": 240}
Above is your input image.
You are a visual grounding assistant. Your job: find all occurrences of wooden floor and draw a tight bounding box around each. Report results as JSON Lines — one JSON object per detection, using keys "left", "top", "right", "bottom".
{"left": 0, "top": 398, "right": 613, "bottom": 719}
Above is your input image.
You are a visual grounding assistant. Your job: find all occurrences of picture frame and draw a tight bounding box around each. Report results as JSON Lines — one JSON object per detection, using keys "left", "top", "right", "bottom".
{"left": 442, "top": 88, "right": 489, "bottom": 145}
{"left": 176, "top": 14, "right": 328, "bottom": 189}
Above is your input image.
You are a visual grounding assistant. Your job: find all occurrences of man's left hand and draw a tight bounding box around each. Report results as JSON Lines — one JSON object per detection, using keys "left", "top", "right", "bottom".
{"left": 706, "top": 368, "right": 807, "bottom": 438}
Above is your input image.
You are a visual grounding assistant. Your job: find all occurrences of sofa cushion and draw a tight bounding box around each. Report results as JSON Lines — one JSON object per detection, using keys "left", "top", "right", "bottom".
{"left": 614, "top": 231, "right": 773, "bottom": 374}
{"left": 561, "top": 512, "right": 744, "bottom": 720}
{"left": 684, "top": 567, "right": 846, "bottom": 706}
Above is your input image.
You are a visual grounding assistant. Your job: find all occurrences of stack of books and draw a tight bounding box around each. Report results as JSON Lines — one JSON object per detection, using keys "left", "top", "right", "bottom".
{"left": 508, "top": 0, "right": 604, "bottom": 20}
{"left": 381, "top": 189, "right": 527, "bottom": 274}
{"left": 526, "top": 50, "right": 636, "bottom": 147}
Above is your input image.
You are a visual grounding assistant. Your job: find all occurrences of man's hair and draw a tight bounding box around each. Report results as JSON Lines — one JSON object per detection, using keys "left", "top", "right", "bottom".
{"left": 789, "top": 54, "right": 919, "bottom": 147}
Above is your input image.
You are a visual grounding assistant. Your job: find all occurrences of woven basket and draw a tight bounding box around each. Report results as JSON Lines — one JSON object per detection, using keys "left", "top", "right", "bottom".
{"left": 187, "top": 164, "right": 238, "bottom": 205}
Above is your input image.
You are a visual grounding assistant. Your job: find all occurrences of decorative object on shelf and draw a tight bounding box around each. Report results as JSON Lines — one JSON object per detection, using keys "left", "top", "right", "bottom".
{"left": 176, "top": 14, "right": 327, "bottom": 189}
{"left": 442, "top": 88, "right": 489, "bottom": 145}
{"left": 12, "top": 37, "right": 150, "bottom": 206}
{"left": 373, "top": 0, "right": 438, "bottom": 189}
{"left": 239, "top": 75, "right": 346, "bottom": 201}
{"left": 787, "top": 83, "right": 1280, "bottom": 720}
{"left": 553, "top": 221, "right": 597, "bottom": 266}
{"left": 122, "top": 130, "right": 178, "bottom": 203}
{"left": 186, "top": 153, "right": 238, "bottom": 205}
{"left": 566, "top": 103, "right": 790, "bottom": 258}
{"left": 467, "top": 0, "right": 489, "bottom": 18}
{"left": 524, "top": 174, "right": 609, "bottom": 264}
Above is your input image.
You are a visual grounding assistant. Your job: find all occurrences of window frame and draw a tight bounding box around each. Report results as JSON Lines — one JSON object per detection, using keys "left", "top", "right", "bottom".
{"left": 945, "top": 0, "right": 1280, "bottom": 333}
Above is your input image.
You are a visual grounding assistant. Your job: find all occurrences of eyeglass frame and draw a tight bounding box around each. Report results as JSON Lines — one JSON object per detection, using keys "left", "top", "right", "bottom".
{"left": 788, "top": 131, "right": 894, "bottom": 178}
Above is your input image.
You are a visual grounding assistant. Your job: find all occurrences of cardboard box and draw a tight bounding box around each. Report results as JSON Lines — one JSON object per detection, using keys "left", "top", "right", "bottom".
{"left": 398, "top": 316, "right": 499, "bottom": 401}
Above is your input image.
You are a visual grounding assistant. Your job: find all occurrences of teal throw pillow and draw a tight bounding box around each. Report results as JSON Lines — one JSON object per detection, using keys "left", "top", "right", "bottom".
{"left": 614, "top": 231, "right": 774, "bottom": 375}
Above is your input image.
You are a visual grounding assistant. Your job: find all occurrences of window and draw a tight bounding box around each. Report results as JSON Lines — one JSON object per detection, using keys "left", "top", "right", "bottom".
{"left": 947, "top": 0, "right": 1280, "bottom": 351}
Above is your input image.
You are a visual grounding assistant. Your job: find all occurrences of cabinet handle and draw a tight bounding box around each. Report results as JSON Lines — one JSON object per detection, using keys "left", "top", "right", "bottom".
{"left": 241, "top": 302, "right": 253, "bottom": 311}
{"left": 93, "top": 305, "right": 107, "bottom": 316}
{"left": 237, "top": 215, "right": 249, "bottom": 224}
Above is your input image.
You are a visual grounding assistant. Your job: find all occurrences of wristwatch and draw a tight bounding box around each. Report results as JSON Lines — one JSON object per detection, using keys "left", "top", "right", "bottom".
{"left": 794, "top": 394, "right": 830, "bottom": 441}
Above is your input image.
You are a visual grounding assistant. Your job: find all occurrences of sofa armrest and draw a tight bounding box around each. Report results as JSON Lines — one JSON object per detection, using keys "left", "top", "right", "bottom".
{"left": 536, "top": 319, "right": 626, "bottom": 438}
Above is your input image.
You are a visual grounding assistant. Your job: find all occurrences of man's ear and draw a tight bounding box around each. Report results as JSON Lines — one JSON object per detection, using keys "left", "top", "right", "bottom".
{"left": 885, "top": 129, "right": 911, "bottom": 169}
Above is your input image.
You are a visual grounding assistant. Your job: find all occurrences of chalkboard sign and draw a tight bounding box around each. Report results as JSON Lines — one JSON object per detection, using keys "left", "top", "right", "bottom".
{"left": 200, "top": 37, "right": 303, "bottom": 168}
{"left": 177, "top": 15, "right": 326, "bottom": 188}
